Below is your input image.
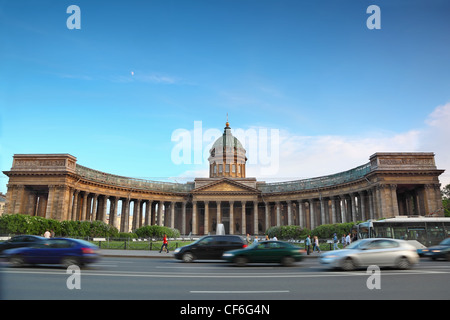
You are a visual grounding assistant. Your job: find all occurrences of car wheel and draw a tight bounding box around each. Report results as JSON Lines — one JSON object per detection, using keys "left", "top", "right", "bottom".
{"left": 61, "top": 256, "right": 80, "bottom": 268}
{"left": 182, "top": 252, "right": 194, "bottom": 263}
{"left": 396, "top": 256, "right": 411, "bottom": 270}
{"left": 9, "top": 255, "right": 25, "bottom": 267}
{"left": 234, "top": 256, "right": 248, "bottom": 267}
{"left": 341, "top": 257, "right": 355, "bottom": 271}
{"left": 281, "top": 256, "right": 295, "bottom": 267}
{"left": 445, "top": 252, "right": 450, "bottom": 261}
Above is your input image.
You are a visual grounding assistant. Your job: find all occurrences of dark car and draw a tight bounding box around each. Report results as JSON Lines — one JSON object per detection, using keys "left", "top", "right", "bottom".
{"left": 422, "top": 237, "right": 450, "bottom": 260}
{"left": 222, "top": 240, "right": 304, "bottom": 266}
{"left": 0, "top": 235, "right": 46, "bottom": 254}
{"left": 3, "top": 237, "right": 100, "bottom": 268}
{"left": 174, "top": 235, "right": 247, "bottom": 262}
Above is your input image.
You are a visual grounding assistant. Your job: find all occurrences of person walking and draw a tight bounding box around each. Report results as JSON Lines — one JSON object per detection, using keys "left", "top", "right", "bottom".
{"left": 342, "top": 234, "right": 347, "bottom": 248}
{"left": 345, "top": 233, "right": 351, "bottom": 247}
{"left": 159, "top": 234, "right": 169, "bottom": 253}
{"left": 333, "top": 233, "right": 338, "bottom": 250}
{"left": 313, "top": 236, "right": 321, "bottom": 253}
{"left": 305, "top": 235, "right": 311, "bottom": 255}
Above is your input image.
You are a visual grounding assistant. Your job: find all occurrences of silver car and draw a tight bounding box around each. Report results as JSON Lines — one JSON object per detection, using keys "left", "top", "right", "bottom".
{"left": 319, "top": 238, "right": 419, "bottom": 271}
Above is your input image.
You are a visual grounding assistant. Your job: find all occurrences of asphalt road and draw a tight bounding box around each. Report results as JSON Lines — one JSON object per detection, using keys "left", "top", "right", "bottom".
{"left": 1, "top": 257, "right": 449, "bottom": 302}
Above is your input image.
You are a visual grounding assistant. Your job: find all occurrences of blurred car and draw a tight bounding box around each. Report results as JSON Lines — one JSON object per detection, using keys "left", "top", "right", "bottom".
{"left": 422, "top": 237, "right": 450, "bottom": 260}
{"left": 3, "top": 237, "right": 100, "bottom": 268}
{"left": 405, "top": 240, "right": 427, "bottom": 257}
{"left": 0, "top": 235, "right": 45, "bottom": 254}
{"left": 174, "top": 235, "right": 246, "bottom": 262}
{"left": 319, "top": 238, "right": 419, "bottom": 271}
{"left": 222, "top": 240, "right": 304, "bottom": 266}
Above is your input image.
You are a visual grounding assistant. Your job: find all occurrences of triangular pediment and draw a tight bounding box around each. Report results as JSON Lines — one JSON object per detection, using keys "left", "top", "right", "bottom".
{"left": 193, "top": 178, "right": 259, "bottom": 194}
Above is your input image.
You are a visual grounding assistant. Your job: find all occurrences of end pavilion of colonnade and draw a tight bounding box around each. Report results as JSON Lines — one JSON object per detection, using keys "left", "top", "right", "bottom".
{"left": 2, "top": 124, "right": 445, "bottom": 235}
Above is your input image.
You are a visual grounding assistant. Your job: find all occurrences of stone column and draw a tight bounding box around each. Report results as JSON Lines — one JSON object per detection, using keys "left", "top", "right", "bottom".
{"left": 144, "top": 200, "right": 152, "bottom": 226}
{"left": 216, "top": 201, "right": 222, "bottom": 225}
{"left": 101, "top": 195, "right": 109, "bottom": 223}
{"left": 350, "top": 193, "right": 357, "bottom": 222}
{"left": 45, "top": 186, "right": 56, "bottom": 219}
{"left": 309, "top": 199, "right": 315, "bottom": 230}
{"left": 390, "top": 184, "right": 399, "bottom": 217}
{"left": 253, "top": 201, "right": 258, "bottom": 234}
{"left": 287, "top": 200, "right": 292, "bottom": 226}
{"left": 71, "top": 190, "right": 80, "bottom": 221}
{"left": 331, "top": 197, "right": 337, "bottom": 224}
{"left": 241, "top": 201, "right": 246, "bottom": 235}
{"left": 229, "top": 201, "right": 235, "bottom": 234}
{"left": 276, "top": 201, "right": 281, "bottom": 226}
{"left": 170, "top": 201, "right": 176, "bottom": 229}
{"left": 181, "top": 201, "right": 187, "bottom": 235}
{"left": 204, "top": 201, "right": 209, "bottom": 234}
{"left": 121, "top": 198, "right": 130, "bottom": 233}
{"left": 158, "top": 201, "right": 164, "bottom": 226}
{"left": 265, "top": 202, "right": 270, "bottom": 230}
{"left": 133, "top": 199, "right": 141, "bottom": 230}
{"left": 192, "top": 201, "right": 198, "bottom": 235}
{"left": 320, "top": 198, "right": 326, "bottom": 225}
{"left": 110, "top": 197, "right": 118, "bottom": 228}
{"left": 298, "top": 200, "right": 305, "bottom": 228}
{"left": 91, "top": 194, "right": 99, "bottom": 221}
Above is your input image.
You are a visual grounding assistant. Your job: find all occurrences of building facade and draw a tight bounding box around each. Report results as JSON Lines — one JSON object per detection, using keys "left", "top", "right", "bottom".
{"left": 2, "top": 123, "right": 446, "bottom": 234}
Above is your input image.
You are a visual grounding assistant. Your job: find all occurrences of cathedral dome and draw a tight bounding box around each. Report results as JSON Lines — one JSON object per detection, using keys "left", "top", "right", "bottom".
{"left": 208, "top": 120, "right": 247, "bottom": 178}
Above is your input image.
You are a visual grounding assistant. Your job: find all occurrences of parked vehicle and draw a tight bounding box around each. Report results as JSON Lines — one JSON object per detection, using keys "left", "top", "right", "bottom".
{"left": 3, "top": 237, "right": 100, "bottom": 268}
{"left": 222, "top": 240, "right": 304, "bottom": 266}
{"left": 174, "top": 235, "right": 246, "bottom": 262}
{"left": 319, "top": 238, "right": 419, "bottom": 271}
{"left": 422, "top": 237, "right": 450, "bottom": 260}
{"left": 0, "top": 235, "right": 45, "bottom": 254}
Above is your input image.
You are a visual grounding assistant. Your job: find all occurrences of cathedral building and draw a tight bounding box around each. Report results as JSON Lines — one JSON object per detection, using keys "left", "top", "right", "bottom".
{"left": 2, "top": 121, "right": 445, "bottom": 234}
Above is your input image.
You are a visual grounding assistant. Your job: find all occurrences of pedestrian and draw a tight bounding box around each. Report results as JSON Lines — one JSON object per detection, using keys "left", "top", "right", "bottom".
{"left": 313, "top": 236, "right": 321, "bottom": 253}
{"left": 345, "top": 233, "right": 351, "bottom": 247}
{"left": 159, "top": 234, "right": 169, "bottom": 253}
{"left": 342, "top": 234, "right": 347, "bottom": 248}
{"left": 253, "top": 236, "right": 259, "bottom": 244}
{"left": 333, "top": 233, "right": 338, "bottom": 250}
{"left": 44, "top": 230, "right": 51, "bottom": 238}
{"left": 305, "top": 235, "right": 311, "bottom": 255}
{"left": 265, "top": 235, "right": 269, "bottom": 241}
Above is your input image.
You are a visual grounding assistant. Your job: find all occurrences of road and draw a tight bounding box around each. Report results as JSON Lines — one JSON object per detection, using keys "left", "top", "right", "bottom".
{"left": 1, "top": 257, "right": 449, "bottom": 301}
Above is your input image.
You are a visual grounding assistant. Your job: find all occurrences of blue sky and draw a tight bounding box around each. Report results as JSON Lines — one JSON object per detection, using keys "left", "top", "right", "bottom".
{"left": 1, "top": 0, "right": 450, "bottom": 194}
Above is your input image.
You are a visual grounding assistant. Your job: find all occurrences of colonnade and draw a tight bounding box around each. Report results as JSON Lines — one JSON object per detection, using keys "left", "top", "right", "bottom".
{"left": 5, "top": 181, "right": 442, "bottom": 235}
{"left": 63, "top": 187, "right": 391, "bottom": 234}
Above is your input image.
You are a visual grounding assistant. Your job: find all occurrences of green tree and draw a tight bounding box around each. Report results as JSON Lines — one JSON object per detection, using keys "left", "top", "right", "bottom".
{"left": 442, "top": 184, "right": 450, "bottom": 217}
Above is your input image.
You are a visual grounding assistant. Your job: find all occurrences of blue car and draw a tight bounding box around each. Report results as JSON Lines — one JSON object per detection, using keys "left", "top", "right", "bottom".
{"left": 422, "top": 237, "right": 450, "bottom": 261}
{"left": 3, "top": 238, "right": 100, "bottom": 268}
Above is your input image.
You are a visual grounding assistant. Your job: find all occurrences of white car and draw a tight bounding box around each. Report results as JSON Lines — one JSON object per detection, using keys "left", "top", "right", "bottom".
{"left": 319, "top": 238, "right": 419, "bottom": 271}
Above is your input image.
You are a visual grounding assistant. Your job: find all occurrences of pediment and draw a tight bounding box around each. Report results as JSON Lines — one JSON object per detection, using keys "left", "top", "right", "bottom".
{"left": 193, "top": 178, "right": 259, "bottom": 194}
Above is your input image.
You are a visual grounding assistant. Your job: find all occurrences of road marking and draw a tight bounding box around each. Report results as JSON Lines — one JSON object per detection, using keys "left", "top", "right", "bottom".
{"left": 190, "top": 290, "right": 290, "bottom": 294}
{"left": 3, "top": 268, "right": 450, "bottom": 279}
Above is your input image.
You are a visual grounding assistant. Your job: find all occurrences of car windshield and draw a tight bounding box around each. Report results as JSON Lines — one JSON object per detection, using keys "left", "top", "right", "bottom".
{"left": 440, "top": 238, "right": 450, "bottom": 246}
{"left": 346, "top": 240, "right": 369, "bottom": 249}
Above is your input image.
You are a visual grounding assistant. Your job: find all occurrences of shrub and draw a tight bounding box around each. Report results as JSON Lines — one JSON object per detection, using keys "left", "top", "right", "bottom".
{"left": 266, "top": 225, "right": 307, "bottom": 240}
{"left": 135, "top": 225, "right": 180, "bottom": 239}
{"left": 0, "top": 214, "right": 119, "bottom": 238}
